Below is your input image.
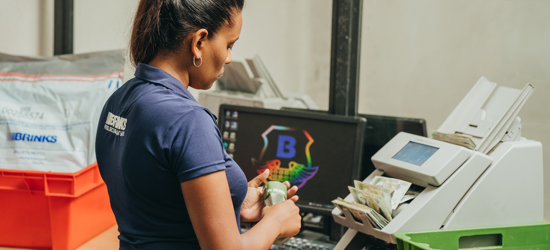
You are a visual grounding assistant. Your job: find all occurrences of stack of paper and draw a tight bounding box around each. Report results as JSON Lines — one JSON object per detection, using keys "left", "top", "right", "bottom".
{"left": 432, "top": 132, "right": 476, "bottom": 150}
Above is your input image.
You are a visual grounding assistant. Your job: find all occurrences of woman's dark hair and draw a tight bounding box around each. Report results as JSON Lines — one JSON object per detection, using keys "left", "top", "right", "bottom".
{"left": 130, "top": 0, "right": 244, "bottom": 66}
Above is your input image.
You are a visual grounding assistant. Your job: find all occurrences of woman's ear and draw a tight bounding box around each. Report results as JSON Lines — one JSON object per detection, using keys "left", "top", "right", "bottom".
{"left": 191, "top": 28, "right": 209, "bottom": 60}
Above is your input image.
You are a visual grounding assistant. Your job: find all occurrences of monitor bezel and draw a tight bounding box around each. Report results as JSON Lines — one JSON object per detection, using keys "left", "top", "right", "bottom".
{"left": 217, "top": 104, "right": 366, "bottom": 215}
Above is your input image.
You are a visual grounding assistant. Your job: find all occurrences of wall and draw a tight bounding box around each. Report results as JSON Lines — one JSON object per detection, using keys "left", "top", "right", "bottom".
{"left": 0, "top": 0, "right": 53, "bottom": 56}
{"left": 73, "top": 0, "right": 139, "bottom": 83}
{"left": 358, "top": 0, "right": 550, "bottom": 219}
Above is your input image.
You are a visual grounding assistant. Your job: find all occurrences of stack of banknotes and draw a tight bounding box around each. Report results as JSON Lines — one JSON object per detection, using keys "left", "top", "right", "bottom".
{"left": 332, "top": 176, "right": 419, "bottom": 229}
{"left": 432, "top": 131, "right": 476, "bottom": 150}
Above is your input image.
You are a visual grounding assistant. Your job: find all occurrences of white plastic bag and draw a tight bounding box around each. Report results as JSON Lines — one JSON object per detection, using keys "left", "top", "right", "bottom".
{"left": 0, "top": 50, "right": 124, "bottom": 172}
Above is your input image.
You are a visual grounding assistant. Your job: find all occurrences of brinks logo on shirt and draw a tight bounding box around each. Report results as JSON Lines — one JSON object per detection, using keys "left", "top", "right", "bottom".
{"left": 10, "top": 133, "right": 57, "bottom": 143}
{"left": 104, "top": 112, "right": 127, "bottom": 136}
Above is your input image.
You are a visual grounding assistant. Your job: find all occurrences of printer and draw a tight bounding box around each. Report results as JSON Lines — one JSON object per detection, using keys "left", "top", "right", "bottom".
{"left": 332, "top": 77, "right": 542, "bottom": 246}
{"left": 198, "top": 56, "right": 318, "bottom": 116}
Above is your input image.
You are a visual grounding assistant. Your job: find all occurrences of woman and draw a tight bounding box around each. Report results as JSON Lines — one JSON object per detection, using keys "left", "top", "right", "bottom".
{"left": 95, "top": 0, "right": 302, "bottom": 249}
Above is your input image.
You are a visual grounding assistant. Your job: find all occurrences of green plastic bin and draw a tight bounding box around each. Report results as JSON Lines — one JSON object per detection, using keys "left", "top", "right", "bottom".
{"left": 395, "top": 222, "right": 550, "bottom": 250}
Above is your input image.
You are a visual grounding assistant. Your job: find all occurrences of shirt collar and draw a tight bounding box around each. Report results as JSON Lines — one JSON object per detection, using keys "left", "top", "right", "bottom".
{"left": 134, "top": 63, "right": 197, "bottom": 102}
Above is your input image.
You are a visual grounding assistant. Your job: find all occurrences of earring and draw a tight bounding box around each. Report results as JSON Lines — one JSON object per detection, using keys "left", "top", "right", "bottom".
{"left": 193, "top": 55, "right": 203, "bottom": 67}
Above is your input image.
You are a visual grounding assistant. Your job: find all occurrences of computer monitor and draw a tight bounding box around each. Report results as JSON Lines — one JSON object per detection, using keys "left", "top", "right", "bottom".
{"left": 357, "top": 114, "right": 427, "bottom": 180}
{"left": 218, "top": 104, "right": 366, "bottom": 215}
{"left": 278, "top": 108, "right": 428, "bottom": 181}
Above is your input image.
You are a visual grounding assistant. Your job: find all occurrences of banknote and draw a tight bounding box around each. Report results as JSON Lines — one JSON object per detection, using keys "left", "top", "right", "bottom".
{"left": 402, "top": 184, "right": 425, "bottom": 203}
{"left": 349, "top": 186, "right": 393, "bottom": 221}
{"left": 432, "top": 131, "right": 476, "bottom": 149}
{"left": 349, "top": 186, "right": 378, "bottom": 211}
{"left": 332, "top": 198, "right": 368, "bottom": 224}
{"left": 369, "top": 209, "right": 390, "bottom": 229}
{"left": 354, "top": 180, "right": 392, "bottom": 208}
{"left": 370, "top": 176, "right": 412, "bottom": 210}
{"left": 400, "top": 194, "right": 416, "bottom": 203}
{"left": 332, "top": 197, "right": 389, "bottom": 229}
{"left": 354, "top": 180, "right": 383, "bottom": 195}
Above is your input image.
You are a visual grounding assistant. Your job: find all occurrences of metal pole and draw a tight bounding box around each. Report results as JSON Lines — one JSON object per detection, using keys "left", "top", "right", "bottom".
{"left": 54, "top": 0, "right": 74, "bottom": 55}
{"left": 328, "top": 0, "right": 363, "bottom": 116}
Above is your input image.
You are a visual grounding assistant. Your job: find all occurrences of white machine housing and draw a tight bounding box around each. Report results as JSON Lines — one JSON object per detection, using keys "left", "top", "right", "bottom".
{"left": 332, "top": 132, "right": 543, "bottom": 245}
{"left": 371, "top": 133, "right": 471, "bottom": 187}
{"left": 198, "top": 56, "right": 319, "bottom": 116}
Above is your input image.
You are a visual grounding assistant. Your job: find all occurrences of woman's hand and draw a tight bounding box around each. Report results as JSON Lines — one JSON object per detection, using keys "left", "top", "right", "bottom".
{"left": 262, "top": 199, "right": 302, "bottom": 239}
{"left": 240, "top": 169, "right": 299, "bottom": 222}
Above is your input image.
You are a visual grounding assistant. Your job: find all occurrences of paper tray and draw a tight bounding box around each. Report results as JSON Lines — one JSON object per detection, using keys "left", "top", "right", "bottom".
{"left": 332, "top": 206, "right": 397, "bottom": 244}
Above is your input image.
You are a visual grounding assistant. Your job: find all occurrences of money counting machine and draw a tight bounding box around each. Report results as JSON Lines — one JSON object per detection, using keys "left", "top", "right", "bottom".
{"left": 332, "top": 77, "right": 543, "bottom": 247}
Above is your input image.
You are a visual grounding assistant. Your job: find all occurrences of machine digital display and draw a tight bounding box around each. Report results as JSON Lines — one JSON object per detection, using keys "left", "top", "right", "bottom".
{"left": 218, "top": 104, "right": 365, "bottom": 214}
{"left": 392, "top": 141, "right": 439, "bottom": 166}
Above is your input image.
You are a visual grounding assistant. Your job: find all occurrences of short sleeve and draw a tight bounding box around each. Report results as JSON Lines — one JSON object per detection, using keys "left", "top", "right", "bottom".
{"left": 163, "top": 107, "right": 226, "bottom": 182}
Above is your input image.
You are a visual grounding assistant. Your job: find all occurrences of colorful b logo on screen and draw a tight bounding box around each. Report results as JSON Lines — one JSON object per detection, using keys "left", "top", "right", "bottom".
{"left": 277, "top": 135, "right": 296, "bottom": 158}
{"left": 252, "top": 125, "right": 318, "bottom": 189}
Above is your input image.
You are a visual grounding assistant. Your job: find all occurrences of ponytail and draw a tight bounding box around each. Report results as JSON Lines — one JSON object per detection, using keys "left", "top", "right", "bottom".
{"left": 130, "top": 0, "right": 163, "bottom": 66}
{"left": 129, "top": 0, "right": 245, "bottom": 67}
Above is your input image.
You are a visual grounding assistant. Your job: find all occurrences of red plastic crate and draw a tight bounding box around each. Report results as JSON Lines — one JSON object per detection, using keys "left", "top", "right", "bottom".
{"left": 0, "top": 163, "right": 116, "bottom": 250}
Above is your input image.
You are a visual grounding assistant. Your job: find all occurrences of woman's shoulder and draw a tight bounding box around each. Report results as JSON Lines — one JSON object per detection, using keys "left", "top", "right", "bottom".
{"left": 161, "top": 106, "right": 220, "bottom": 147}
{"left": 130, "top": 84, "right": 207, "bottom": 116}
{"left": 108, "top": 79, "right": 218, "bottom": 130}
{"left": 172, "top": 105, "right": 218, "bottom": 128}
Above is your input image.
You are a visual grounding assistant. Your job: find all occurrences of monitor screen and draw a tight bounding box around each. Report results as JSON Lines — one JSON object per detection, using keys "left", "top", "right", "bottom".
{"left": 218, "top": 105, "right": 366, "bottom": 214}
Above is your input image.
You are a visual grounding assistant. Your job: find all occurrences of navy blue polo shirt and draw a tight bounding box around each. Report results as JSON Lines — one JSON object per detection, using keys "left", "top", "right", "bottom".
{"left": 95, "top": 63, "right": 248, "bottom": 249}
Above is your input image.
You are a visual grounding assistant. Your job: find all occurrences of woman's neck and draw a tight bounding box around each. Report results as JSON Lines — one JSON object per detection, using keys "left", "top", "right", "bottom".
{"left": 148, "top": 53, "right": 191, "bottom": 89}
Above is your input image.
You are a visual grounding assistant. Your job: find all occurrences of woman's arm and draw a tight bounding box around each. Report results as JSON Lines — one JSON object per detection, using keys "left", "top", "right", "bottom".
{"left": 240, "top": 169, "right": 299, "bottom": 223}
{"left": 181, "top": 170, "right": 301, "bottom": 250}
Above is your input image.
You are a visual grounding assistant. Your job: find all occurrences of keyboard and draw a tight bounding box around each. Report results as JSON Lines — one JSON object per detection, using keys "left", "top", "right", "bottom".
{"left": 269, "top": 236, "right": 336, "bottom": 250}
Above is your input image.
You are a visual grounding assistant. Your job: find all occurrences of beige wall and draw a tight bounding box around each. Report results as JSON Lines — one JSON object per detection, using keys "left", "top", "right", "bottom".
{"left": 358, "top": 0, "right": 550, "bottom": 218}
{"left": 73, "top": 0, "right": 137, "bottom": 54}
{"left": 1, "top": 0, "right": 549, "bottom": 218}
{"left": 73, "top": 0, "right": 138, "bottom": 83}
{"left": 0, "top": 0, "right": 53, "bottom": 56}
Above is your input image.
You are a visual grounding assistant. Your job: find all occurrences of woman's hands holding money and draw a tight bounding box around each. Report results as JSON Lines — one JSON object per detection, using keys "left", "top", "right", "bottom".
{"left": 262, "top": 198, "right": 302, "bottom": 239}
{"left": 240, "top": 169, "right": 299, "bottom": 222}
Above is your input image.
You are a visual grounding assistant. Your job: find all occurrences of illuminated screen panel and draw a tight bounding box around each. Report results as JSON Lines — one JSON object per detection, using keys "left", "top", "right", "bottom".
{"left": 219, "top": 107, "right": 362, "bottom": 212}
{"left": 392, "top": 141, "right": 439, "bottom": 166}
